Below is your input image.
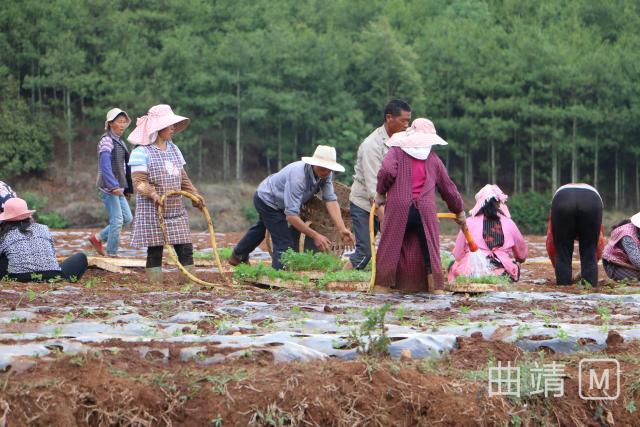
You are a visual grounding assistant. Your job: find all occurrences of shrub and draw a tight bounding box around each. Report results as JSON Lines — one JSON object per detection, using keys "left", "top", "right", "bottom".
{"left": 243, "top": 205, "right": 258, "bottom": 222}
{"left": 0, "top": 77, "right": 52, "bottom": 178}
{"left": 21, "top": 192, "right": 48, "bottom": 211}
{"left": 508, "top": 191, "right": 550, "bottom": 235}
{"left": 233, "top": 263, "right": 309, "bottom": 284}
{"left": 38, "top": 212, "right": 69, "bottom": 229}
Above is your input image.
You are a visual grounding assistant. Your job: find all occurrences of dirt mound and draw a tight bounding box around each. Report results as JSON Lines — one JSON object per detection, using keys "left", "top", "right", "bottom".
{"left": 450, "top": 333, "right": 525, "bottom": 370}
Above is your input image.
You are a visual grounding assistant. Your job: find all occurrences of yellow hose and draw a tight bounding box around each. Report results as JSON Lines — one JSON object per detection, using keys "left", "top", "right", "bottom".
{"left": 367, "top": 210, "right": 474, "bottom": 293}
{"left": 367, "top": 204, "right": 377, "bottom": 292}
{"left": 157, "top": 190, "right": 227, "bottom": 288}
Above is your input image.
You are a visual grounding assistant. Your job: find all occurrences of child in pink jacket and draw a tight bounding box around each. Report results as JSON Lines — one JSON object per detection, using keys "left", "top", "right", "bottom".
{"left": 448, "top": 185, "right": 528, "bottom": 282}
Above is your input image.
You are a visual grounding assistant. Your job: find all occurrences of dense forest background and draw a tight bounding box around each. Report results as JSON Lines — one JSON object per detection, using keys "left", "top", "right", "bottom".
{"left": 1, "top": 0, "right": 639, "bottom": 212}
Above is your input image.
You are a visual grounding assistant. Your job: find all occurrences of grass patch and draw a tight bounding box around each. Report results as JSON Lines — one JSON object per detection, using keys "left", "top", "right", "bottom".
{"left": 280, "top": 249, "right": 343, "bottom": 272}
{"left": 233, "top": 263, "right": 309, "bottom": 284}
{"left": 454, "top": 275, "right": 511, "bottom": 285}
{"left": 194, "top": 247, "right": 233, "bottom": 260}
{"left": 317, "top": 270, "right": 371, "bottom": 288}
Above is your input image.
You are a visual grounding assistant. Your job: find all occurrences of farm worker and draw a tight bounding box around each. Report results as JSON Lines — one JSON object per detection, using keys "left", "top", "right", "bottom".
{"left": 448, "top": 185, "right": 528, "bottom": 283}
{"left": 0, "top": 198, "right": 88, "bottom": 282}
{"left": 0, "top": 181, "right": 16, "bottom": 213}
{"left": 229, "top": 145, "right": 355, "bottom": 270}
{"left": 602, "top": 212, "right": 640, "bottom": 280}
{"left": 546, "top": 183, "right": 605, "bottom": 286}
{"left": 88, "top": 108, "right": 134, "bottom": 257}
{"left": 127, "top": 105, "right": 204, "bottom": 284}
{"left": 345, "top": 99, "right": 411, "bottom": 270}
{"left": 374, "top": 118, "right": 465, "bottom": 293}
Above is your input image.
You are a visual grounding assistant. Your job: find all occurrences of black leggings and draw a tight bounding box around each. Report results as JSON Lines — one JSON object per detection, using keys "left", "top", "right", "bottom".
{"left": 405, "top": 204, "right": 431, "bottom": 271}
{"left": 146, "top": 244, "right": 193, "bottom": 268}
{"left": 0, "top": 253, "right": 88, "bottom": 283}
{"left": 551, "top": 188, "right": 602, "bottom": 285}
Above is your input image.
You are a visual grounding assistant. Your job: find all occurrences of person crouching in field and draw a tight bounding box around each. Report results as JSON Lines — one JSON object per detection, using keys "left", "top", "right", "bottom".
{"left": 88, "top": 108, "right": 133, "bottom": 257}
{"left": 230, "top": 145, "right": 355, "bottom": 270}
{"left": 0, "top": 198, "right": 88, "bottom": 282}
{"left": 602, "top": 212, "right": 640, "bottom": 281}
{"left": 546, "top": 183, "right": 605, "bottom": 286}
{"left": 448, "top": 185, "right": 527, "bottom": 283}
{"left": 127, "top": 105, "right": 204, "bottom": 284}
{"left": 0, "top": 181, "right": 16, "bottom": 213}
{"left": 374, "top": 118, "right": 465, "bottom": 293}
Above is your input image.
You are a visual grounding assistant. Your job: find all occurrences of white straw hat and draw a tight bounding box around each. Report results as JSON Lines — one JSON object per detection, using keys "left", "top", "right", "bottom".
{"left": 631, "top": 212, "right": 640, "bottom": 228}
{"left": 301, "top": 145, "right": 345, "bottom": 172}
{"left": 104, "top": 108, "right": 131, "bottom": 131}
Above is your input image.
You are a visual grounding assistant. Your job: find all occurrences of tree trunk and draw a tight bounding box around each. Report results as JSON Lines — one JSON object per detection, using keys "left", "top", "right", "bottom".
{"left": 552, "top": 143, "right": 558, "bottom": 191}
{"left": 594, "top": 131, "right": 599, "bottom": 189}
{"left": 636, "top": 154, "right": 640, "bottom": 210}
{"left": 65, "top": 88, "right": 72, "bottom": 168}
{"left": 530, "top": 116, "right": 535, "bottom": 192}
{"left": 615, "top": 148, "right": 620, "bottom": 210}
{"left": 277, "top": 122, "right": 282, "bottom": 170}
{"left": 490, "top": 139, "right": 496, "bottom": 184}
{"left": 235, "top": 69, "right": 242, "bottom": 182}
{"left": 198, "top": 136, "right": 203, "bottom": 180}
{"left": 571, "top": 115, "right": 578, "bottom": 182}
{"left": 292, "top": 131, "right": 298, "bottom": 160}
{"left": 266, "top": 154, "right": 271, "bottom": 176}
{"left": 222, "top": 126, "right": 229, "bottom": 182}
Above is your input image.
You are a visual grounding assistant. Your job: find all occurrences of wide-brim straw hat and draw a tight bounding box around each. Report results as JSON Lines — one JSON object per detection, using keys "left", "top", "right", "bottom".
{"left": 0, "top": 198, "right": 35, "bottom": 222}
{"left": 631, "top": 212, "right": 640, "bottom": 228}
{"left": 469, "top": 184, "right": 511, "bottom": 218}
{"left": 128, "top": 104, "right": 190, "bottom": 146}
{"left": 385, "top": 118, "right": 448, "bottom": 148}
{"left": 301, "top": 145, "right": 345, "bottom": 173}
{"left": 104, "top": 108, "right": 131, "bottom": 131}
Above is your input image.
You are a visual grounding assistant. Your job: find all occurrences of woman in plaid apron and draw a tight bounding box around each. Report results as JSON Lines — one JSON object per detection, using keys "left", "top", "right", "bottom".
{"left": 127, "top": 104, "right": 204, "bottom": 284}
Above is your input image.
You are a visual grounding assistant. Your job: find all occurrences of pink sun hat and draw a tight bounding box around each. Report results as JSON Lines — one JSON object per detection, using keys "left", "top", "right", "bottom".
{"left": 0, "top": 198, "right": 35, "bottom": 222}
{"left": 469, "top": 184, "right": 511, "bottom": 218}
{"left": 385, "top": 118, "right": 448, "bottom": 148}
{"left": 128, "top": 104, "right": 190, "bottom": 146}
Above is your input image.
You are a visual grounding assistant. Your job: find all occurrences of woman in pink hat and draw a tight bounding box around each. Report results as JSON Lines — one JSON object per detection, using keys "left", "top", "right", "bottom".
{"left": 127, "top": 104, "right": 204, "bottom": 284}
{"left": 374, "top": 118, "right": 465, "bottom": 293}
{"left": 448, "top": 185, "right": 528, "bottom": 283}
{"left": 0, "top": 198, "right": 88, "bottom": 282}
{"left": 602, "top": 212, "right": 640, "bottom": 280}
{"left": 89, "top": 108, "right": 133, "bottom": 257}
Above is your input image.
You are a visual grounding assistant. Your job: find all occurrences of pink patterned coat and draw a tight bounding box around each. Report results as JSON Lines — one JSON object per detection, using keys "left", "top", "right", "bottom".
{"left": 448, "top": 214, "right": 528, "bottom": 282}
{"left": 375, "top": 147, "right": 464, "bottom": 292}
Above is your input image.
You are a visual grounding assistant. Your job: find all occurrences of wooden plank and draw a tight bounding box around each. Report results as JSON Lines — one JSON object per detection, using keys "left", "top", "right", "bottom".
{"left": 445, "top": 283, "right": 502, "bottom": 293}
{"left": 85, "top": 256, "right": 136, "bottom": 274}
{"left": 323, "top": 281, "right": 369, "bottom": 292}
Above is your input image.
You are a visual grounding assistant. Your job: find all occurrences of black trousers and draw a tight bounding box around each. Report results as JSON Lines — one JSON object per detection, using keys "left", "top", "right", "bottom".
{"left": 146, "top": 244, "right": 193, "bottom": 268}
{"left": 406, "top": 203, "right": 430, "bottom": 270}
{"left": 0, "top": 253, "right": 88, "bottom": 283}
{"left": 551, "top": 188, "right": 602, "bottom": 285}
{"left": 348, "top": 202, "right": 380, "bottom": 270}
{"left": 233, "top": 192, "right": 316, "bottom": 270}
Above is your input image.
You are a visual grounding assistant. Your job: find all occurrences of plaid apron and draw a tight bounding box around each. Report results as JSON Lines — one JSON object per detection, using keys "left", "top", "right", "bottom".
{"left": 130, "top": 144, "right": 192, "bottom": 248}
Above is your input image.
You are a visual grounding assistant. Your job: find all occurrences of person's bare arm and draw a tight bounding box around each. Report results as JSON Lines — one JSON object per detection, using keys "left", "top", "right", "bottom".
{"left": 325, "top": 200, "right": 355, "bottom": 248}
{"left": 286, "top": 214, "right": 332, "bottom": 252}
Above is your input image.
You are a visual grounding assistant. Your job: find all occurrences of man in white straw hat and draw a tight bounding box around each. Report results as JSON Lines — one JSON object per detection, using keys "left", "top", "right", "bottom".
{"left": 346, "top": 99, "right": 412, "bottom": 270}
{"left": 89, "top": 107, "right": 133, "bottom": 257}
{"left": 230, "top": 145, "right": 355, "bottom": 270}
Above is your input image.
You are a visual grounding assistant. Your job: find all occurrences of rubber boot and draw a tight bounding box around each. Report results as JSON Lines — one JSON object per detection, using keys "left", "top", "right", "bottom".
{"left": 145, "top": 267, "right": 163, "bottom": 285}
{"left": 179, "top": 264, "right": 197, "bottom": 286}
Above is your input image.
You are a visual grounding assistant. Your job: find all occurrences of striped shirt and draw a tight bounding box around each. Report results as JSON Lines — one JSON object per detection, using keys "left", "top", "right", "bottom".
{"left": 129, "top": 141, "right": 186, "bottom": 173}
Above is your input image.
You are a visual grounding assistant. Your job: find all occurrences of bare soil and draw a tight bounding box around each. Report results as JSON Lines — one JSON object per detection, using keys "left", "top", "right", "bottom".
{"left": 0, "top": 233, "right": 639, "bottom": 426}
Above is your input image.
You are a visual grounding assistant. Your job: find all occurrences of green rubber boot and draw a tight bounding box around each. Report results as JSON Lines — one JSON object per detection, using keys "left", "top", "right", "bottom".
{"left": 145, "top": 267, "right": 163, "bottom": 285}
{"left": 179, "top": 264, "right": 197, "bottom": 286}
